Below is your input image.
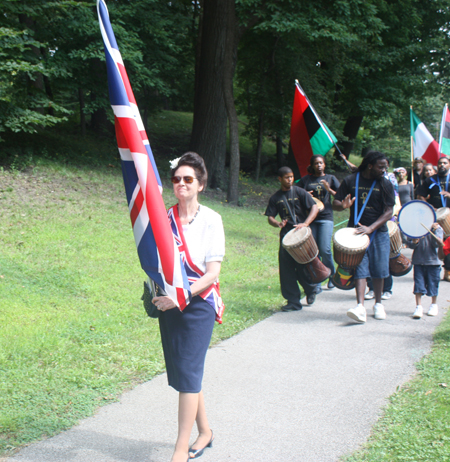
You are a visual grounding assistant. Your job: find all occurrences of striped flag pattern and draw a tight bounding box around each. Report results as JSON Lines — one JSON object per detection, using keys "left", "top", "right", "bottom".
{"left": 290, "top": 81, "right": 337, "bottom": 177}
{"left": 410, "top": 108, "right": 440, "bottom": 165}
{"left": 97, "top": 0, "right": 191, "bottom": 308}
{"left": 439, "top": 104, "right": 450, "bottom": 157}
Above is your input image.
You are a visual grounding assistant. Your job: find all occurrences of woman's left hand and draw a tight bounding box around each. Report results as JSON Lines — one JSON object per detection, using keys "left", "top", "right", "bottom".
{"left": 152, "top": 296, "right": 177, "bottom": 312}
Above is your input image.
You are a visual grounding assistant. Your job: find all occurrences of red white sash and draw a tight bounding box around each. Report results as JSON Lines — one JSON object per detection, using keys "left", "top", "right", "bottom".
{"left": 168, "top": 205, "right": 225, "bottom": 323}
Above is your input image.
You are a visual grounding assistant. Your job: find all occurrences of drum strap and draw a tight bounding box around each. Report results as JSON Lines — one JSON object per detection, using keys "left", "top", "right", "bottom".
{"left": 354, "top": 172, "right": 376, "bottom": 226}
{"left": 283, "top": 188, "right": 297, "bottom": 225}
{"left": 429, "top": 174, "right": 449, "bottom": 207}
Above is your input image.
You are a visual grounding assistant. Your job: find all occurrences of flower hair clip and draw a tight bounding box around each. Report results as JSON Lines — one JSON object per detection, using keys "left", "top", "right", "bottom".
{"left": 169, "top": 157, "right": 181, "bottom": 170}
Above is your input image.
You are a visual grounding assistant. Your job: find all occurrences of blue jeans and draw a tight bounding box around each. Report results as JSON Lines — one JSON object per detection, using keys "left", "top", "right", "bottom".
{"left": 355, "top": 231, "right": 390, "bottom": 280}
{"left": 413, "top": 265, "right": 440, "bottom": 297}
{"left": 310, "top": 220, "right": 335, "bottom": 277}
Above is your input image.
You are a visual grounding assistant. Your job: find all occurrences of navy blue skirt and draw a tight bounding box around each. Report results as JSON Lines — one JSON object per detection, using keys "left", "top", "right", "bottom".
{"left": 158, "top": 296, "right": 215, "bottom": 393}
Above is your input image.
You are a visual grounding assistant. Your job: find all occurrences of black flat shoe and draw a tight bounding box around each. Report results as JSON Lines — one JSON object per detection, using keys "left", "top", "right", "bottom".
{"left": 306, "top": 292, "right": 316, "bottom": 305}
{"left": 189, "top": 430, "right": 214, "bottom": 459}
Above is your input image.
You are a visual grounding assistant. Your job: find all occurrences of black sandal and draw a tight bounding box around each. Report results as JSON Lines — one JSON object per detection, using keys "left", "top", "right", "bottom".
{"left": 188, "top": 430, "right": 214, "bottom": 459}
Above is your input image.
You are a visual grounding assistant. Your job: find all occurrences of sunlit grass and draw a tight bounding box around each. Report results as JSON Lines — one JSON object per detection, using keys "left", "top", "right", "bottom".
{"left": 0, "top": 164, "right": 282, "bottom": 454}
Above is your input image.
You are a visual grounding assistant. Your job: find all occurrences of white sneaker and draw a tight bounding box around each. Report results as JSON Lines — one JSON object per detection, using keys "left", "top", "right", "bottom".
{"left": 413, "top": 305, "right": 423, "bottom": 319}
{"left": 347, "top": 304, "right": 366, "bottom": 323}
{"left": 381, "top": 292, "right": 392, "bottom": 300}
{"left": 364, "top": 290, "right": 375, "bottom": 300}
{"left": 427, "top": 304, "right": 438, "bottom": 316}
{"left": 373, "top": 303, "right": 386, "bottom": 320}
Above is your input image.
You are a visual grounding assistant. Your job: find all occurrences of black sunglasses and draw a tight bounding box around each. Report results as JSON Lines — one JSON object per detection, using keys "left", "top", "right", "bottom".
{"left": 171, "top": 175, "right": 198, "bottom": 184}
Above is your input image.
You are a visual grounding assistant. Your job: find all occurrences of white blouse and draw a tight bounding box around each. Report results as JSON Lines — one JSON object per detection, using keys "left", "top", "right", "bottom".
{"left": 182, "top": 205, "right": 225, "bottom": 274}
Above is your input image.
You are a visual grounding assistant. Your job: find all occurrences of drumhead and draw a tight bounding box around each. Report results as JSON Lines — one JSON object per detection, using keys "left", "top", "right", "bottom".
{"left": 436, "top": 207, "right": 450, "bottom": 221}
{"left": 386, "top": 220, "right": 398, "bottom": 237}
{"left": 282, "top": 226, "right": 311, "bottom": 248}
{"left": 313, "top": 197, "right": 324, "bottom": 211}
{"left": 398, "top": 200, "right": 436, "bottom": 238}
{"left": 333, "top": 227, "right": 370, "bottom": 250}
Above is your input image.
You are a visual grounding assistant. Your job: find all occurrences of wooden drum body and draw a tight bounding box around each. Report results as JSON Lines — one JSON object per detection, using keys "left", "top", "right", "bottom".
{"left": 436, "top": 207, "right": 450, "bottom": 236}
{"left": 387, "top": 220, "right": 402, "bottom": 258}
{"left": 282, "top": 227, "right": 318, "bottom": 264}
{"left": 282, "top": 227, "right": 330, "bottom": 284}
{"left": 389, "top": 253, "right": 412, "bottom": 277}
{"left": 333, "top": 228, "right": 370, "bottom": 270}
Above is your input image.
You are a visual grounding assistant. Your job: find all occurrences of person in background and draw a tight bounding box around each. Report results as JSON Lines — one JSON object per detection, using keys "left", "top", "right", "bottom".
{"left": 153, "top": 152, "right": 225, "bottom": 462}
{"left": 298, "top": 155, "right": 340, "bottom": 289}
{"left": 394, "top": 167, "right": 414, "bottom": 206}
{"left": 417, "top": 156, "right": 450, "bottom": 209}
{"left": 265, "top": 166, "right": 321, "bottom": 311}
{"left": 420, "top": 163, "right": 437, "bottom": 182}
{"left": 333, "top": 151, "right": 395, "bottom": 323}
{"left": 438, "top": 235, "right": 450, "bottom": 282}
{"left": 407, "top": 223, "right": 444, "bottom": 318}
{"left": 412, "top": 157, "right": 424, "bottom": 189}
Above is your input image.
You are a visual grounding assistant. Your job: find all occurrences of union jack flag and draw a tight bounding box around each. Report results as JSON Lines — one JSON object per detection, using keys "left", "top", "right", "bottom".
{"left": 97, "top": 0, "right": 191, "bottom": 308}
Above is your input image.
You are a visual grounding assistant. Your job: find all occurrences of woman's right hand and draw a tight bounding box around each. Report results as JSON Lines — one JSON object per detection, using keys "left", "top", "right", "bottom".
{"left": 152, "top": 295, "right": 177, "bottom": 312}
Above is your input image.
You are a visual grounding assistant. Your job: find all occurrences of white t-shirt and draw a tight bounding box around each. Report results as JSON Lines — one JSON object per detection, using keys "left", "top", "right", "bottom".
{"left": 182, "top": 205, "right": 225, "bottom": 274}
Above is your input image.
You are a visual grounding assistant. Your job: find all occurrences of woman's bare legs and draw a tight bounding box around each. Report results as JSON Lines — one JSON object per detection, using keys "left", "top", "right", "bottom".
{"left": 171, "top": 391, "right": 212, "bottom": 462}
{"left": 189, "top": 390, "right": 213, "bottom": 452}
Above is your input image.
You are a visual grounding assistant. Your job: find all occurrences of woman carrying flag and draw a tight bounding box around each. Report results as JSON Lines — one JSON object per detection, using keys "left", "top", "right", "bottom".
{"left": 153, "top": 152, "right": 225, "bottom": 462}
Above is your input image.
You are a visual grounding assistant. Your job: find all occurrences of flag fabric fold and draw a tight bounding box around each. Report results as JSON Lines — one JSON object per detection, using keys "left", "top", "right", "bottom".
{"left": 410, "top": 108, "right": 440, "bottom": 165}
{"left": 97, "top": 0, "right": 191, "bottom": 309}
{"left": 439, "top": 104, "right": 450, "bottom": 157}
{"left": 290, "top": 82, "right": 337, "bottom": 177}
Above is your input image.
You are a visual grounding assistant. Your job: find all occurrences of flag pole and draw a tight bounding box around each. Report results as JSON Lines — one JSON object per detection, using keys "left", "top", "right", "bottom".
{"left": 410, "top": 105, "right": 414, "bottom": 187}
{"left": 439, "top": 103, "right": 447, "bottom": 156}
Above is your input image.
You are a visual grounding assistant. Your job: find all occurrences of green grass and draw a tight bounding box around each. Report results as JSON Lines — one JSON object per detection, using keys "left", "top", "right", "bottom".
{"left": 0, "top": 163, "right": 283, "bottom": 455}
{"left": 342, "top": 312, "right": 450, "bottom": 462}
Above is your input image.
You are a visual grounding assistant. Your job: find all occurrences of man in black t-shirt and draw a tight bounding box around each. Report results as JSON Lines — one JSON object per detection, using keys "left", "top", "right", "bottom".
{"left": 333, "top": 151, "right": 395, "bottom": 323}
{"left": 417, "top": 156, "right": 450, "bottom": 209}
{"left": 265, "top": 167, "right": 320, "bottom": 311}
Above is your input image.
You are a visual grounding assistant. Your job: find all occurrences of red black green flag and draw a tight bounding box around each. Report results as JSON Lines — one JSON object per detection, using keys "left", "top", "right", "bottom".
{"left": 290, "top": 82, "right": 337, "bottom": 177}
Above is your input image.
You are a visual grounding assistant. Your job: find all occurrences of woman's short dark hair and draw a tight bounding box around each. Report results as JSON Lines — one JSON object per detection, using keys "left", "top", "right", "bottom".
{"left": 172, "top": 152, "right": 208, "bottom": 188}
{"left": 278, "top": 166, "right": 293, "bottom": 177}
{"left": 307, "top": 155, "right": 325, "bottom": 174}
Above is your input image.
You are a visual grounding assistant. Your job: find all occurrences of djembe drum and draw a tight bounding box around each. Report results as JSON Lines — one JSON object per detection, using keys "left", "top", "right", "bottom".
{"left": 282, "top": 227, "right": 331, "bottom": 284}
{"left": 387, "top": 220, "right": 412, "bottom": 277}
{"left": 436, "top": 207, "right": 450, "bottom": 237}
{"left": 332, "top": 228, "right": 370, "bottom": 290}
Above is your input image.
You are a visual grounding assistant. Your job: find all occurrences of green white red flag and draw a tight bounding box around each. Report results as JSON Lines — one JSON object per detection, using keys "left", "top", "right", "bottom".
{"left": 290, "top": 82, "right": 337, "bottom": 177}
{"left": 410, "top": 108, "right": 440, "bottom": 165}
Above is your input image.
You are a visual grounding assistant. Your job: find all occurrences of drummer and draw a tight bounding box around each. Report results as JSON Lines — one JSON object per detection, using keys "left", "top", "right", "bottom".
{"left": 416, "top": 156, "right": 450, "bottom": 209}
{"left": 333, "top": 151, "right": 395, "bottom": 323}
{"left": 265, "top": 166, "right": 321, "bottom": 311}
{"left": 298, "top": 155, "right": 340, "bottom": 289}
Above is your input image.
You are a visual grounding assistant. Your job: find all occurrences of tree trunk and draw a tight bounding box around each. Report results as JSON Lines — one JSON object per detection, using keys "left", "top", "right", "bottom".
{"left": 255, "top": 112, "right": 264, "bottom": 181}
{"left": 223, "top": 0, "right": 240, "bottom": 204}
{"left": 276, "top": 135, "right": 285, "bottom": 169}
{"left": 339, "top": 115, "right": 364, "bottom": 156}
{"left": 190, "top": 0, "right": 228, "bottom": 189}
{"left": 78, "top": 88, "right": 86, "bottom": 137}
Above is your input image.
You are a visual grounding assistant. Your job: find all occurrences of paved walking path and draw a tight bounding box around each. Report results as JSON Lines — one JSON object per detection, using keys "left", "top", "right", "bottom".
{"left": 4, "top": 250, "right": 450, "bottom": 462}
